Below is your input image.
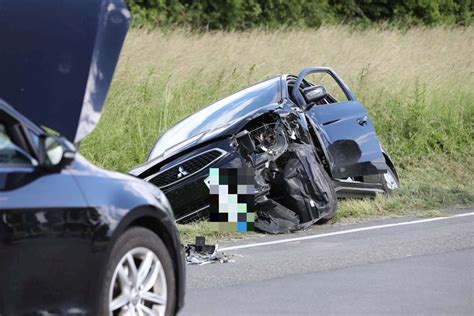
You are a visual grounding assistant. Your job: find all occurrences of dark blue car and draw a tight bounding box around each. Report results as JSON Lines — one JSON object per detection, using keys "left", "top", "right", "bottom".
{"left": 131, "top": 68, "right": 400, "bottom": 233}
{"left": 0, "top": 1, "right": 185, "bottom": 315}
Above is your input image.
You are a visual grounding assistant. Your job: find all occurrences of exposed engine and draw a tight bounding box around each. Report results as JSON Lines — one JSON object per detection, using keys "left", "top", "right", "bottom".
{"left": 250, "top": 122, "right": 288, "bottom": 157}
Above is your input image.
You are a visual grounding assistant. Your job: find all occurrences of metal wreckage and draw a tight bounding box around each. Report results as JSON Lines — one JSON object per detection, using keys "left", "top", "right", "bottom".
{"left": 130, "top": 67, "right": 400, "bottom": 234}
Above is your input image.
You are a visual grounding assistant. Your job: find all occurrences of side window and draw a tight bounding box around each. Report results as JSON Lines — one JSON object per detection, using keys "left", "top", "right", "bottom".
{"left": 0, "top": 123, "right": 37, "bottom": 166}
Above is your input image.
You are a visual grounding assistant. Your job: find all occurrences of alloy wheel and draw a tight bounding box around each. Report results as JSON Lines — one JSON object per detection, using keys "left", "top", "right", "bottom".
{"left": 109, "top": 247, "right": 167, "bottom": 316}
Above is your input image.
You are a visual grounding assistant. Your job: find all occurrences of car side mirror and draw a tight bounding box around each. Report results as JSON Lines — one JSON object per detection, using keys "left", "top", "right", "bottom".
{"left": 302, "top": 85, "right": 328, "bottom": 106}
{"left": 38, "top": 135, "right": 75, "bottom": 169}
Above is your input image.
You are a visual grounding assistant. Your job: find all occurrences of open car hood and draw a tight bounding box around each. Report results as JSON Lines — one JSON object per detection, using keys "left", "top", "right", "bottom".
{"left": 0, "top": 0, "right": 130, "bottom": 143}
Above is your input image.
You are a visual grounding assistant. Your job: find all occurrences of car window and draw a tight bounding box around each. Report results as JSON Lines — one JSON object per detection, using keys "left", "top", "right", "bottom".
{"left": 0, "top": 124, "right": 36, "bottom": 166}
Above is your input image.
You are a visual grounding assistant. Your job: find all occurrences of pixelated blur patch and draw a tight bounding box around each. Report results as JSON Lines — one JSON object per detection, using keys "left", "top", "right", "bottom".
{"left": 208, "top": 168, "right": 254, "bottom": 232}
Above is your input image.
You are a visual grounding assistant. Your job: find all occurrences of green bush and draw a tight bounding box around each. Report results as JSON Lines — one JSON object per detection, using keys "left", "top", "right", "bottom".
{"left": 126, "top": 0, "right": 472, "bottom": 29}
{"left": 331, "top": 0, "right": 473, "bottom": 25}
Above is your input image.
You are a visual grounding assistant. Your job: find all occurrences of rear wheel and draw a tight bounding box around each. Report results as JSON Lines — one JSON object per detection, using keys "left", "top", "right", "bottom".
{"left": 99, "top": 227, "right": 176, "bottom": 316}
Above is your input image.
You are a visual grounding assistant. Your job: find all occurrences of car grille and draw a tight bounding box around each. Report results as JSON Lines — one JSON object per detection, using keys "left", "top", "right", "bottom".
{"left": 149, "top": 149, "right": 224, "bottom": 188}
{"left": 175, "top": 195, "right": 210, "bottom": 223}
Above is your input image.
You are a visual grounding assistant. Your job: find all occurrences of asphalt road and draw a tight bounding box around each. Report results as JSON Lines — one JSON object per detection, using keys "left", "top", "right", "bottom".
{"left": 179, "top": 209, "right": 474, "bottom": 315}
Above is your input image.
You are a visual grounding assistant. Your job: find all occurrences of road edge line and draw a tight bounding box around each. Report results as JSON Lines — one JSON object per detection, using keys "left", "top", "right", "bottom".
{"left": 219, "top": 212, "right": 474, "bottom": 252}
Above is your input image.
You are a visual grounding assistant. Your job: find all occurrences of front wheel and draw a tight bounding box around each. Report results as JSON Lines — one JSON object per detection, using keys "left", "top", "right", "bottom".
{"left": 99, "top": 227, "right": 177, "bottom": 316}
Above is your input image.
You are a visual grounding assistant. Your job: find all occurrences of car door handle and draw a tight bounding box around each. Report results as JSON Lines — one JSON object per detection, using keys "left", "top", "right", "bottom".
{"left": 357, "top": 116, "right": 368, "bottom": 126}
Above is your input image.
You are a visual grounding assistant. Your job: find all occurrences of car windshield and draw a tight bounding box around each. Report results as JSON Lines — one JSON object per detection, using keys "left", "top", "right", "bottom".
{"left": 148, "top": 77, "right": 282, "bottom": 160}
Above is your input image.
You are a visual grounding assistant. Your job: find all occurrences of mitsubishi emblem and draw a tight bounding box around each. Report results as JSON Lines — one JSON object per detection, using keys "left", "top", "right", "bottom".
{"left": 177, "top": 166, "right": 189, "bottom": 179}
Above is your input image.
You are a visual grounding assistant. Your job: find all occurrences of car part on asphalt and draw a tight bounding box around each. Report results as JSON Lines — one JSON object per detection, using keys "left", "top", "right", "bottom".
{"left": 185, "top": 236, "right": 234, "bottom": 265}
{"left": 130, "top": 67, "right": 400, "bottom": 234}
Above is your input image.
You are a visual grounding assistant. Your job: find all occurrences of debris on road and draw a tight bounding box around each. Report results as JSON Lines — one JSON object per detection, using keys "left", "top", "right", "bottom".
{"left": 185, "top": 236, "right": 235, "bottom": 265}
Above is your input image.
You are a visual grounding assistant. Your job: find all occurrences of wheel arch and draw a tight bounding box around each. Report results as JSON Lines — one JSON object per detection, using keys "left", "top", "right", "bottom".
{"left": 128, "top": 212, "right": 180, "bottom": 272}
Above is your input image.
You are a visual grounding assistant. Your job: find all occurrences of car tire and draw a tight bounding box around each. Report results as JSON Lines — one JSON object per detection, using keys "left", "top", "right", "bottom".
{"left": 317, "top": 163, "right": 338, "bottom": 222}
{"left": 382, "top": 166, "right": 400, "bottom": 194}
{"left": 98, "top": 227, "right": 177, "bottom": 316}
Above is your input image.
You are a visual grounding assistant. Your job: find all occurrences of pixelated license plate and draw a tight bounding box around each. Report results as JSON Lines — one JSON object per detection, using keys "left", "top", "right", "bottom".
{"left": 205, "top": 168, "right": 255, "bottom": 232}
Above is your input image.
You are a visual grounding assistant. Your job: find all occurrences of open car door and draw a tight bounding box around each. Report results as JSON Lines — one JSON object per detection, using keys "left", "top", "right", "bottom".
{"left": 292, "top": 67, "right": 387, "bottom": 179}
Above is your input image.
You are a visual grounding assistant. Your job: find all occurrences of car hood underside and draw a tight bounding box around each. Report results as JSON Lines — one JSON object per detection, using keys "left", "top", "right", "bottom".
{"left": 0, "top": 0, "right": 129, "bottom": 143}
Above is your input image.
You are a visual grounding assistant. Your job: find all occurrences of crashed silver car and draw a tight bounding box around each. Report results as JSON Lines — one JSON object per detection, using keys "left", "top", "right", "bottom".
{"left": 131, "top": 67, "right": 400, "bottom": 233}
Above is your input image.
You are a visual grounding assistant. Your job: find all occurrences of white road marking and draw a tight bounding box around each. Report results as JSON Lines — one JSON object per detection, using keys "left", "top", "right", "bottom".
{"left": 219, "top": 212, "right": 474, "bottom": 252}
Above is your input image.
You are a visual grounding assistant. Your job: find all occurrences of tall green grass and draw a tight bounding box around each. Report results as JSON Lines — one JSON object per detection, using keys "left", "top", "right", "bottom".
{"left": 81, "top": 27, "right": 474, "bottom": 229}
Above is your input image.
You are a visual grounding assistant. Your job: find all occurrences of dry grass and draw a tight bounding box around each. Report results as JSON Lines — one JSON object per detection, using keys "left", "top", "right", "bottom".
{"left": 118, "top": 26, "right": 473, "bottom": 90}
